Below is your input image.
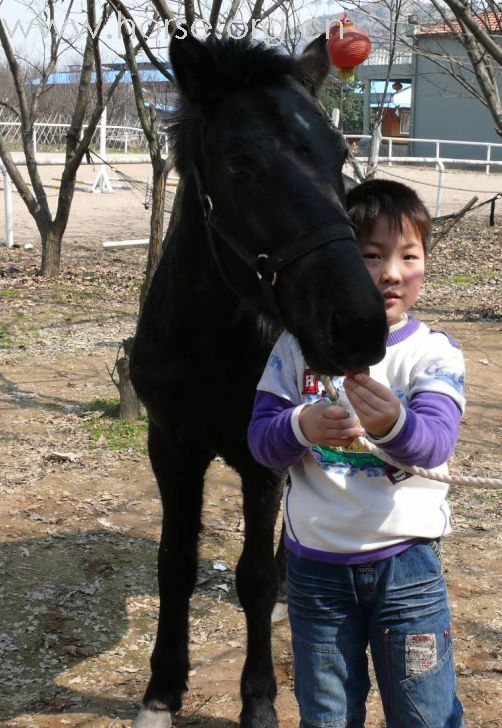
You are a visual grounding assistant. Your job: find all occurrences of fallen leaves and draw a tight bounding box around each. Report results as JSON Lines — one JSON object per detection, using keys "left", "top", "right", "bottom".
{"left": 0, "top": 217, "right": 501, "bottom": 727}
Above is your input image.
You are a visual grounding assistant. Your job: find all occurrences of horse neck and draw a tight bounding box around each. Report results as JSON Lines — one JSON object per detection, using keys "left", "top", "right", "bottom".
{"left": 169, "top": 177, "right": 247, "bottom": 326}
{"left": 136, "top": 176, "right": 277, "bottom": 369}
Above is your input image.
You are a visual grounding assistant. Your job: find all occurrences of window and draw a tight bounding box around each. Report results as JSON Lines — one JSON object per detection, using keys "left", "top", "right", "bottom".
{"left": 400, "top": 108, "right": 410, "bottom": 135}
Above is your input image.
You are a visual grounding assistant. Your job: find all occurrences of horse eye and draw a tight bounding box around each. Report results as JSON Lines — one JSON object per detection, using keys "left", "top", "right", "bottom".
{"left": 227, "top": 159, "right": 252, "bottom": 178}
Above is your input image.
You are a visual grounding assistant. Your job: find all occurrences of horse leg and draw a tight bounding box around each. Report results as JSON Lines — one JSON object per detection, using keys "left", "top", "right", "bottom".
{"left": 236, "top": 462, "right": 283, "bottom": 728}
{"left": 133, "top": 422, "right": 211, "bottom": 728}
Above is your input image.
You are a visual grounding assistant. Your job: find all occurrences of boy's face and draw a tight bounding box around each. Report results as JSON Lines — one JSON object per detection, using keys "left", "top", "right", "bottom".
{"left": 358, "top": 215, "right": 425, "bottom": 326}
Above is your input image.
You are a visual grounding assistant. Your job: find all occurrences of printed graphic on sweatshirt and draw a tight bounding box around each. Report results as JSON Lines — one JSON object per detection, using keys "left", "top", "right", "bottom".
{"left": 268, "top": 354, "right": 283, "bottom": 371}
{"left": 311, "top": 445, "right": 411, "bottom": 481}
{"left": 302, "top": 369, "right": 319, "bottom": 395}
{"left": 425, "top": 363, "right": 464, "bottom": 393}
{"left": 312, "top": 444, "right": 387, "bottom": 476}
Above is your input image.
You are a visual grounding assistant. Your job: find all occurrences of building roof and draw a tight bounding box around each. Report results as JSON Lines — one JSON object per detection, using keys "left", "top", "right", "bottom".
{"left": 417, "top": 9, "right": 501, "bottom": 37}
{"left": 34, "top": 62, "right": 173, "bottom": 86}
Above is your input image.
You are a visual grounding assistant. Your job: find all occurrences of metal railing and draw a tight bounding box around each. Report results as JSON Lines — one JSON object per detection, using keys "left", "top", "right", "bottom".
{"left": 0, "top": 120, "right": 168, "bottom": 155}
{"left": 3, "top": 123, "right": 499, "bottom": 174}
{"left": 363, "top": 48, "right": 413, "bottom": 65}
{"left": 2, "top": 129, "right": 501, "bottom": 247}
{"left": 346, "top": 134, "right": 502, "bottom": 175}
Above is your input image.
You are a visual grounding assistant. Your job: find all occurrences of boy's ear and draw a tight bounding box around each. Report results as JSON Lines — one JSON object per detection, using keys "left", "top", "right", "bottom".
{"left": 343, "top": 173, "right": 358, "bottom": 195}
{"left": 298, "top": 35, "right": 331, "bottom": 96}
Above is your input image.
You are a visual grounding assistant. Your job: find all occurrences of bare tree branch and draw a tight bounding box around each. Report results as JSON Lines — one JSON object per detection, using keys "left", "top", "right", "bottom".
{"left": 0, "top": 14, "right": 51, "bottom": 217}
{"left": 457, "top": 17, "right": 501, "bottom": 136}
{"left": 221, "top": 0, "right": 241, "bottom": 37}
{"left": 427, "top": 0, "right": 501, "bottom": 136}
{"left": 151, "top": 0, "right": 175, "bottom": 23}
{"left": 0, "top": 135, "right": 41, "bottom": 221}
{"left": 64, "top": 21, "right": 95, "bottom": 162}
{"left": 249, "top": 0, "right": 265, "bottom": 23}
{"left": 108, "top": 0, "right": 174, "bottom": 82}
{"left": 441, "top": 0, "right": 502, "bottom": 66}
{"left": 260, "top": 0, "right": 290, "bottom": 22}
{"left": 0, "top": 19, "right": 32, "bottom": 126}
{"left": 0, "top": 0, "right": 142, "bottom": 274}
{"left": 0, "top": 101, "right": 21, "bottom": 120}
{"left": 209, "top": 0, "right": 224, "bottom": 33}
{"left": 184, "top": 0, "right": 196, "bottom": 27}
{"left": 344, "top": 0, "right": 501, "bottom": 141}
{"left": 115, "top": 3, "right": 172, "bottom": 305}
{"left": 119, "top": 18, "right": 157, "bottom": 148}
{"left": 30, "top": 1, "right": 76, "bottom": 116}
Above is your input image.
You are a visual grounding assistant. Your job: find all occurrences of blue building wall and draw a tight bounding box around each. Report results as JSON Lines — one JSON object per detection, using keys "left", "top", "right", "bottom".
{"left": 412, "top": 35, "right": 502, "bottom": 162}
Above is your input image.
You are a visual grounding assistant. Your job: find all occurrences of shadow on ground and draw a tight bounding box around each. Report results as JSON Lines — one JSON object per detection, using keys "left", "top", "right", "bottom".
{"left": 0, "top": 531, "right": 156, "bottom": 723}
{"left": 0, "top": 529, "right": 248, "bottom": 726}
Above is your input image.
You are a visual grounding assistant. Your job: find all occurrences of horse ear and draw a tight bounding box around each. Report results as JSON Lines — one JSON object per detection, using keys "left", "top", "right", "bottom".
{"left": 169, "top": 26, "right": 215, "bottom": 108}
{"left": 298, "top": 35, "right": 331, "bottom": 96}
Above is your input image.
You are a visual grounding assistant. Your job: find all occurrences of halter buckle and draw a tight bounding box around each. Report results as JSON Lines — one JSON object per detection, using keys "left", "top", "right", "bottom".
{"left": 255, "top": 254, "right": 277, "bottom": 286}
{"left": 202, "top": 194, "right": 213, "bottom": 219}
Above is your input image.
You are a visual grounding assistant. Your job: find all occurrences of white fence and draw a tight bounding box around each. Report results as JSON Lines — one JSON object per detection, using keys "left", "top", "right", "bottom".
{"left": 348, "top": 134, "right": 502, "bottom": 176}
{"left": 0, "top": 120, "right": 168, "bottom": 156}
{"left": 2, "top": 121, "right": 500, "bottom": 175}
{"left": 363, "top": 49, "right": 413, "bottom": 65}
{"left": 2, "top": 131, "right": 502, "bottom": 248}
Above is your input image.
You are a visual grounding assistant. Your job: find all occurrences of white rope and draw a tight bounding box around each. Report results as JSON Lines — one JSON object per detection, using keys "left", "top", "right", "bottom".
{"left": 319, "top": 376, "right": 502, "bottom": 490}
{"left": 357, "top": 435, "right": 502, "bottom": 489}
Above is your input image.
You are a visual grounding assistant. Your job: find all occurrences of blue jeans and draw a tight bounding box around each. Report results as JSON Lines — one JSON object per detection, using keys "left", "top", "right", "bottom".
{"left": 287, "top": 544, "right": 463, "bottom": 728}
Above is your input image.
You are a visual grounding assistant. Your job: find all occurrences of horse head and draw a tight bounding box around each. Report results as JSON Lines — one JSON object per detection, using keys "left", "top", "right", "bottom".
{"left": 168, "top": 31, "right": 387, "bottom": 375}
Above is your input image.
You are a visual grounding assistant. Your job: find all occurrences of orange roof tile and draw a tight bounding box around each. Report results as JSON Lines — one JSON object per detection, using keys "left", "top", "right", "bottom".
{"left": 417, "top": 9, "right": 501, "bottom": 37}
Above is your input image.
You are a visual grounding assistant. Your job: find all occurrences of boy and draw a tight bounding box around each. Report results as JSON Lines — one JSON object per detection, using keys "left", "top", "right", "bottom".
{"left": 248, "top": 180, "right": 465, "bottom": 727}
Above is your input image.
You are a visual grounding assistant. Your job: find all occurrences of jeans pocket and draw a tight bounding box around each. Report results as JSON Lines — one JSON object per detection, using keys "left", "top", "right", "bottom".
{"left": 427, "top": 538, "right": 442, "bottom": 567}
{"left": 287, "top": 559, "right": 354, "bottom": 620}
{"left": 401, "top": 643, "right": 463, "bottom": 728}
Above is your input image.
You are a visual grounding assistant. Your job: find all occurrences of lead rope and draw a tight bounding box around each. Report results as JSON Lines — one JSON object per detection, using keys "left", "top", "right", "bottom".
{"left": 319, "top": 375, "right": 502, "bottom": 490}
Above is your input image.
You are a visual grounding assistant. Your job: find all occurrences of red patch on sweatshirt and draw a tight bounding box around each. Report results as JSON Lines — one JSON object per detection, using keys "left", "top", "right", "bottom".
{"left": 302, "top": 369, "right": 319, "bottom": 395}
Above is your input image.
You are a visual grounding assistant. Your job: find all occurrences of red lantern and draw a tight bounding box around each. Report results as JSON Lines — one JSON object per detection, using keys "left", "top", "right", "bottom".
{"left": 392, "top": 81, "right": 403, "bottom": 91}
{"left": 327, "top": 14, "right": 372, "bottom": 81}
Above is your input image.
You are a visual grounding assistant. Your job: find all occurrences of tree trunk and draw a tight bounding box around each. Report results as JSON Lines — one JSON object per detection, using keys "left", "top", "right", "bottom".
{"left": 140, "top": 162, "right": 167, "bottom": 306}
{"left": 366, "top": 122, "right": 382, "bottom": 180}
{"left": 118, "top": 160, "right": 170, "bottom": 420}
{"left": 117, "top": 336, "right": 142, "bottom": 420}
{"left": 38, "top": 173, "right": 80, "bottom": 277}
{"left": 40, "top": 225, "right": 63, "bottom": 277}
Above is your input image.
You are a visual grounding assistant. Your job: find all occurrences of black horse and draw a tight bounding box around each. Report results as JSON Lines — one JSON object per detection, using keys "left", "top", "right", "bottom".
{"left": 130, "top": 31, "right": 387, "bottom": 728}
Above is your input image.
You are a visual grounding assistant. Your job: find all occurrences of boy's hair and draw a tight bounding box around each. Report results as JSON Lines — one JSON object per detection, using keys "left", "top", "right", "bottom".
{"left": 346, "top": 179, "right": 432, "bottom": 254}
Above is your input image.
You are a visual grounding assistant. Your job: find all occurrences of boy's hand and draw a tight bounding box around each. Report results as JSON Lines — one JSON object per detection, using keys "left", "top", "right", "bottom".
{"left": 299, "top": 400, "right": 364, "bottom": 447}
{"left": 344, "top": 372, "right": 401, "bottom": 438}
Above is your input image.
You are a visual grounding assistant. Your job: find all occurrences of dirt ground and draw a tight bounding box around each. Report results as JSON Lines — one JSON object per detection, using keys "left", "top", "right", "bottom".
{"left": 0, "top": 165, "right": 501, "bottom": 727}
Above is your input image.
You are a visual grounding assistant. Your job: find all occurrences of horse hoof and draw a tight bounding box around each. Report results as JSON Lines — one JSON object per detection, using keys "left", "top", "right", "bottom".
{"left": 240, "top": 698, "right": 278, "bottom": 728}
{"left": 271, "top": 601, "right": 288, "bottom": 624}
{"left": 132, "top": 707, "right": 174, "bottom": 728}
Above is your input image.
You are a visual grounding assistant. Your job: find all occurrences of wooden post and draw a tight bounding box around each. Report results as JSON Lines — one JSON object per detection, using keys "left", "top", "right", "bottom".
{"left": 1, "top": 161, "right": 14, "bottom": 247}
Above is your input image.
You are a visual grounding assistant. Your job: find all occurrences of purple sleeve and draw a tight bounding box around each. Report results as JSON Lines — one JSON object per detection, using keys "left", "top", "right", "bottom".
{"left": 247, "top": 391, "right": 307, "bottom": 471}
{"left": 382, "top": 392, "right": 461, "bottom": 468}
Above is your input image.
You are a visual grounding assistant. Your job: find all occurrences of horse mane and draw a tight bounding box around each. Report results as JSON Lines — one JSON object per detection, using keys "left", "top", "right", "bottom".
{"left": 196, "top": 37, "right": 299, "bottom": 92}
{"left": 166, "top": 38, "right": 305, "bottom": 175}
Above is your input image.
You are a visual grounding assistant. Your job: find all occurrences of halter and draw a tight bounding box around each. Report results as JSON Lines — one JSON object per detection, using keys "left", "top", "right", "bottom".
{"left": 192, "top": 164, "right": 357, "bottom": 319}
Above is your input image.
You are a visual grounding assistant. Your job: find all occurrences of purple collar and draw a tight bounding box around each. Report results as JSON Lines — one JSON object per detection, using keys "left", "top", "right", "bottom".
{"left": 387, "top": 316, "right": 421, "bottom": 346}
